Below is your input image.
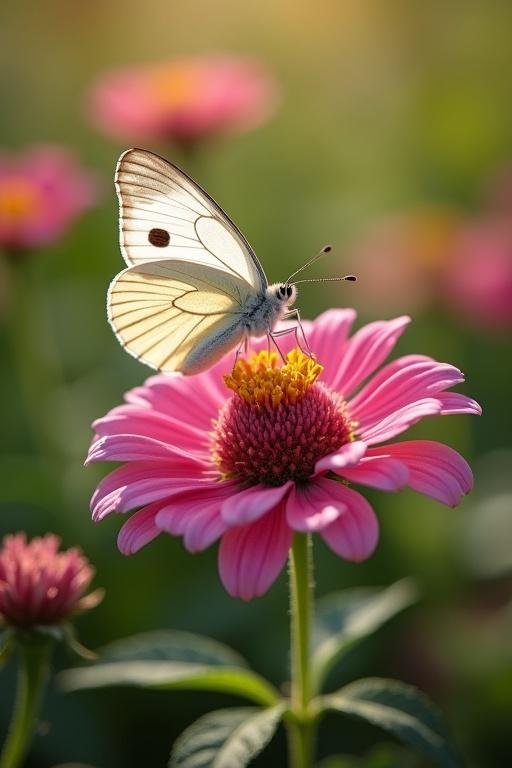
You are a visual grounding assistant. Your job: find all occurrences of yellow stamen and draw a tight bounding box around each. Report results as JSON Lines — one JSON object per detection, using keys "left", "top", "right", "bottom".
{"left": 224, "top": 349, "right": 323, "bottom": 408}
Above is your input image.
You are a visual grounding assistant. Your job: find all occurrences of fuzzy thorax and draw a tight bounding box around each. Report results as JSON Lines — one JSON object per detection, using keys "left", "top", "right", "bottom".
{"left": 213, "top": 349, "right": 354, "bottom": 486}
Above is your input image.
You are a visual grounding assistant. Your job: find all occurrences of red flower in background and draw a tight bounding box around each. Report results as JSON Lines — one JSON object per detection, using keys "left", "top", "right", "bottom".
{"left": 87, "top": 55, "right": 279, "bottom": 147}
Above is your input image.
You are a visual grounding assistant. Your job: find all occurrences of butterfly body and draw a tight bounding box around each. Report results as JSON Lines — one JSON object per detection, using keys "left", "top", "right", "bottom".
{"left": 108, "top": 148, "right": 300, "bottom": 375}
{"left": 239, "top": 283, "right": 297, "bottom": 336}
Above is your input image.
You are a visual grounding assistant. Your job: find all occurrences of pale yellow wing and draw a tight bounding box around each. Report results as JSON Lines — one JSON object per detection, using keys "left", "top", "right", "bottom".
{"left": 107, "top": 259, "right": 251, "bottom": 374}
{"left": 115, "top": 148, "right": 267, "bottom": 291}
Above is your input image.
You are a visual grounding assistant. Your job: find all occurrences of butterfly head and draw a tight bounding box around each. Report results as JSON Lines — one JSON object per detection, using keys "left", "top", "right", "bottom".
{"left": 275, "top": 282, "right": 297, "bottom": 305}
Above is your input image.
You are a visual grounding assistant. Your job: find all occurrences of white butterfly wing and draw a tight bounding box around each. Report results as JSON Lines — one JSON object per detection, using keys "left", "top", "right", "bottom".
{"left": 108, "top": 259, "right": 252, "bottom": 374}
{"left": 116, "top": 148, "right": 267, "bottom": 291}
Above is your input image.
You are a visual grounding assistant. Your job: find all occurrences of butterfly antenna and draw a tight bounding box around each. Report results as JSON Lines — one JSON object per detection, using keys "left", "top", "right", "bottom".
{"left": 293, "top": 275, "right": 357, "bottom": 285}
{"left": 286, "top": 245, "right": 333, "bottom": 284}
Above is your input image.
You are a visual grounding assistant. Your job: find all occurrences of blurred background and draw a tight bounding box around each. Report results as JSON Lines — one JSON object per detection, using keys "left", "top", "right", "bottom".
{"left": 0, "top": 0, "right": 511, "bottom": 765}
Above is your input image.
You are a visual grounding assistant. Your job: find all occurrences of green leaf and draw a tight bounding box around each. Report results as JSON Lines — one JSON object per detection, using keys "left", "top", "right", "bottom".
{"left": 60, "top": 662, "right": 280, "bottom": 707}
{"left": 169, "top": 704, "right": 285, "bottom": 768}
{"left": 316, "top": 743, "right": 420, "bottom": 767}
{"left": 96, "top": 629, "right": 248, "bottom": 667}
{"left": 312, "top": 579, "right": 418, "bottom": 690}
{"left": 319, "top": 678, "right": 461, "bottom": 768}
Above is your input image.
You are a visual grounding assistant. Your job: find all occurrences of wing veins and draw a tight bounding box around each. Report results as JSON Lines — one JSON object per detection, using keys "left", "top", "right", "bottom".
{"left": 170, "top": 290, "right": 241, "bottom": 318}
{"left": 112, "top": 287, "right": 184, "bottom": 298}
{"left": 118, "top": 179, "right": 205, "bottom": 215}
{"left": 118, "top": 309, "right": 182, "bottom": 347}
{"left": 136, "top": 313, "right": 200, "bottom": 363}
{"left": 121, "top": 198, "right": 196, "bottom": 220}
{"left": 113, "top": 303, "right": 179, "bottom": 333}
{"left": 147, "top": 263, "right": 244, "bottom": 306}
{"left": 118, "top": 185, "right": 195, "bottom": 215}
{"left": 193, "top": 216, "right": 248, "bottom": 284}
{"left": 158, "top": 315, "right": 209, "bottom": 370}
{"left": 121, "top": 160, "right": 211, "bottom": 211}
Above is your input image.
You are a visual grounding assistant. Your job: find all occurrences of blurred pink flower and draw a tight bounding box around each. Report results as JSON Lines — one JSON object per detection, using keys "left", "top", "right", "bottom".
{"left": 0, "top": 146, "right": 97, "bottom": 252}
{"left": 0, "top": 533, "right": 102, "bottom": 628}
{"left": 87, "top": 55, "right": 279, "bottom": 146}
{"left": 88, "top": 311, "right": 480, "bottom": 601}
{"left": 443, "top": 218, "right": 512, "bottom": 331}
{"left": 343, "top": 208, "right": 461, "bottom": 315}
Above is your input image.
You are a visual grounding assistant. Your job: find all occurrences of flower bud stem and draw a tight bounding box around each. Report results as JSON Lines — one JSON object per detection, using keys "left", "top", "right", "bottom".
{"left": 0, "top": 634, "right": 52, "bottom": 768}
{"left": 287, "top": 533, "right": 316, "bottom": 768}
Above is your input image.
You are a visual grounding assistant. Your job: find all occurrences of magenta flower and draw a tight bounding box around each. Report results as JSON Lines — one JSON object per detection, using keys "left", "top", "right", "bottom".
{"left": 87, "top": 55, "right": 279, "bottom": 147}
{"left": 0, "top": 533, "right": 102, "bottom": 629}
{"left": 88, "top": 311, "right": 480, "bottom": 601}
{"left": 0, "top": 145, "right": 97, "bottom": 253}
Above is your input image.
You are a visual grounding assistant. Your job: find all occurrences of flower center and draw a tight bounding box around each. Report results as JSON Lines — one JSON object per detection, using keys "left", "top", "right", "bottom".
{"left": 0, "top": 178, "right": 41, "bottom": 223}
{"left": 212, "top": 349, "right": 354, "bottom": 486}
{"left": 148, "top": 66, "right": 201, "bottom": 109}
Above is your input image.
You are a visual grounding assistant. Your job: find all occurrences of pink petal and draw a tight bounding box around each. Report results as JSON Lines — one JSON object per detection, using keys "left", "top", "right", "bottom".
{"left": 287, "top": 477, "right": 349, "bottom": 532}
{"left": 349, "top": 357, "right": 464, "bottom": 429}
{"left": 331, "top": 316, "right": 411, "bottom": 396}
{"left": 125, "top": 371, "right": 224, "bottom": 432}
{"left": 367, "top": 440, "right": 473, "bottom": 506}
{"left": 221, "top": 481, "right": 293, "bottom": 525}
{"left": 86, "top": 434, "right": 210, "bottom": 466}
{"left": 358, "top": 399, "right": 442, "bottom": 445}
{"left": 155, "top": 480, "right": 239, "bottom": 551}
{"left": 314, "top": 441, "right": 367, "bottom": 474}
{"left": 92, "top": 405, "right": 210, "bottom": 454}
{"left": 339, "top": 455, "right": 409, "bottom": 491}
{"left": 218, "top": 503, "right": 292, "bottom": 601}
{"left": 117, "top": 501, "right": 164, "bottom": 554}
{"left": 91, "top": 462, "right": 216, "bottom": 521}
{"left": 436, "top": 392, "right": 482, "bottom": 416}
{"left": 303, "top": 309, "right": 357, "bottom": 386}
{"left": 320, "top": 486, "right": 379, "bottom": 561}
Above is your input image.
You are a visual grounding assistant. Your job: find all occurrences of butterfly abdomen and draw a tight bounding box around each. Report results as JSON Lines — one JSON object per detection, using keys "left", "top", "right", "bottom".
{"left": 179, "top": 317, "right": 245, "bottom": 375}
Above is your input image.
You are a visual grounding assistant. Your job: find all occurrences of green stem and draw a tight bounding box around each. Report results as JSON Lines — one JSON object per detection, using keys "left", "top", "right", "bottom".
{"left": 287, "top": 533, "right": 316, "bottom": 768}
{"left": 0, "top": 635, "right": 52, "bottom": 768}
{"left": 6, "top": 257, "right": 65, "bottom": 461}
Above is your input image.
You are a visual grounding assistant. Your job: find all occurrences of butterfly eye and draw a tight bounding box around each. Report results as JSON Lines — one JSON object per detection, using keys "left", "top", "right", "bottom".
{"left": 286, "top": 285, "right": 293, "bottom": 298}
{"left": 148, "top": 228, "right": 170, "bottom": 247}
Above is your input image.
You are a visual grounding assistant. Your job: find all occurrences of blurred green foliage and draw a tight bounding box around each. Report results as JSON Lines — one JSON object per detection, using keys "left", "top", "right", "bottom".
{"left": 1, "top": 1, "right": 511, "bottom": 765}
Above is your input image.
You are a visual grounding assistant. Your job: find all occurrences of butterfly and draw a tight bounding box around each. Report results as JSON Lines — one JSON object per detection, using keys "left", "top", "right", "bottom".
{"left": 108, "top": 148, "right": 355, "bottom": 375}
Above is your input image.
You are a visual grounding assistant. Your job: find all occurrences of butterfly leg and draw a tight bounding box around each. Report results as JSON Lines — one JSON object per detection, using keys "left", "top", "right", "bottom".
{"left": 234, "top": 334, "right": 249, "bottom": 365}
{"left": 294, "top": 308, "right": 315, "bottom": 358}
{"left": 279, "top": 309, "right": 314, "bottom": 359}
{"left": 268, "top": 331, "right": 288, "bottom": 363}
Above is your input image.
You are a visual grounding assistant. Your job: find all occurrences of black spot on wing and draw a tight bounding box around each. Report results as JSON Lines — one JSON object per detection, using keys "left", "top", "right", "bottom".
{"left": 148, "top": 228, "right": 171, "bottom": 247}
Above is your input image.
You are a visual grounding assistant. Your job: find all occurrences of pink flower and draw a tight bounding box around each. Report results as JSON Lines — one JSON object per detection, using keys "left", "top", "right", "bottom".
{"left": 341, "top": 208, "right": 461, "bottom": 315}
{"left": 0, "top": 145, "right": 97, "bottom": 252}
{"left": 443, "top": 218, "right": 512, "bottom": 331}
{"left": 87, "top": 311, "right": 481, "bottom": 601}
{"left": 87, "top": 55, "right": 279, "bottom": 146}
{"left": 0, "top": 533, "right": 102, "bottom": 628}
